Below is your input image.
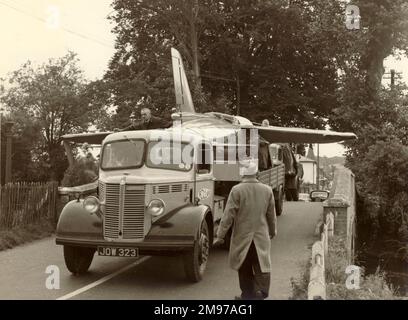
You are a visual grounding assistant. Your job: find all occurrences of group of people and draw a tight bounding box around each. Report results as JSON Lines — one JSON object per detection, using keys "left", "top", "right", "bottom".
{"left": 116, "top": 107, "right": 171, "bottom": 131}
{"left": 119, "top": 108, "right": 277, "bottom": 301}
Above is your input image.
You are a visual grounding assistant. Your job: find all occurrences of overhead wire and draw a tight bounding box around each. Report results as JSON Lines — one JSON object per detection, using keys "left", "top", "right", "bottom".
{"left": 0, "top": 0, "right": 114, "bottom": 49}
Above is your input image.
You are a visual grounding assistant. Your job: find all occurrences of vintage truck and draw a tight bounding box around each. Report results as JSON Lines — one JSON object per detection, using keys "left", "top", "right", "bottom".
{"left": 57, "top": 114, "right": 287, "bottom": 282}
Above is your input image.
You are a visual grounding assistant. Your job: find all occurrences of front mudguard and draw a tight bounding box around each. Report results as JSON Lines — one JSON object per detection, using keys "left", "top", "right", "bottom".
{"left": 149, "top": 204, "right": 212, "bottom": 242}
{"left": 56, "top": 200, "right": 102, "bottom": 240}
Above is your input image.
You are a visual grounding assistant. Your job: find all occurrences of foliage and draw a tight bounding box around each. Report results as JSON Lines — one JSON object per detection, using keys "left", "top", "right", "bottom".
{"left": 291, "top": 236, "right": 401, "bottom": 300}
{"left": 326, "top": 237, "right": 349, "bottom": 284}
{"left": 101, "top": 0, "right": 360, "bottom": 130}
{"left": 326, "top": 236, "right": 400, "bottom": 300}
{"left": 0, "top": 219, "right": 55, "bottom": 251}
{"left": 339, "top": 90, "right": 408, "bottom": 264}
{"left": 290, "top": 259, "right": 311, "bottom": 300}
{"left": 324, "top": 0, "right": 408, "bottom": 286}
{"left": 0, "top": 52, "right": 102, "bottom": 182}
{"left": 61, "top": 154, "right": 98, "bottom": 187}
{"left": 327, "top": 272, "right": 399, "bottom": 300}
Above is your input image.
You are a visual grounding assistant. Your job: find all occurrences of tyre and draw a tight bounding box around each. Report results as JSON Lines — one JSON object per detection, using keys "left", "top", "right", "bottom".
{"left": 63, "top": 245, "right": 95, "bottom": 275}
{"left": 275, "top": 186, "right": 284, "bottom": 216}
{"left": 183, "top": 219, "right": 210, "bottom": 282}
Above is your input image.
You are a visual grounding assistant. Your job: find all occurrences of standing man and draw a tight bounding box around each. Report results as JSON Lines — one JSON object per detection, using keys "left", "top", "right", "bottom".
{"left": 214, "top": 158, "right": 277, "bottom": 300}
{"left": 119, "top": 107, "right": 172, "bottom": 131}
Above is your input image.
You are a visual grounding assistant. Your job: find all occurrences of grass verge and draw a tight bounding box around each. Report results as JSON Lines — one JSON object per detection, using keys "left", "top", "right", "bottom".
{"left": 0, "top": 219, "right": 56, "bottom": 251}
{"left": 290, "top": 235, "right": 403, "bottom": 299}
{"left": 290, "top": 259, "right": 311, "bottom": 300}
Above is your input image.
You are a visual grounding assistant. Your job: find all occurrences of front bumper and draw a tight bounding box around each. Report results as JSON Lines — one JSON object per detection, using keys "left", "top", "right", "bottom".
{"left": 55, "top": 233, "right": 195, "bottom": 255}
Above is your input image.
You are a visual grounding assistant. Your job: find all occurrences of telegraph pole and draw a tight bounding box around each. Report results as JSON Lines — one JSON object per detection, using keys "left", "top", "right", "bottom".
{"left": 4, "top": 121, "right": 13, "bottom": 184}
{"left": 317, "top": 144, "right": 320, "bottom": 190}
{"left": 384, "top": 69, "right": 403, "bottom": 89}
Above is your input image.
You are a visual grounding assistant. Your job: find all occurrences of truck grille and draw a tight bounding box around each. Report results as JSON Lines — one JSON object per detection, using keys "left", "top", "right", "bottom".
{"left": 100, "top": 182, "right": 145, "bottom": 240}
{"left": 153, "top": 184, "right": 188, "bottom": 194}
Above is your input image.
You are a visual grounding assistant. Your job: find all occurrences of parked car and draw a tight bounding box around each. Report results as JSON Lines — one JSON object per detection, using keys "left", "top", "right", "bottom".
{"left": 310, "top": 190, "right": 330, "bottom": 202}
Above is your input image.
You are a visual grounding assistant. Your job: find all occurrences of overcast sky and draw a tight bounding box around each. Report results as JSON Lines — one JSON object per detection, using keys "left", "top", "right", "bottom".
{"left": 1, "top": 0, "right": 406, "bottom": 158}
{"left": 0, "top": 0, "right": 115, "bottom": 80}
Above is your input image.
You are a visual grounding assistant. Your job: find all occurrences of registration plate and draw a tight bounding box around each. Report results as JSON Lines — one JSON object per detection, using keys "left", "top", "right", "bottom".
{"left": 98, "top": 246, "right": 139, "bottom": 257}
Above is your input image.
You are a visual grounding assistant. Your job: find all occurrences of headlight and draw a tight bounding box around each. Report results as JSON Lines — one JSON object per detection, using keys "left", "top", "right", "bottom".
{"left": 83, "top": 196, "right": 101, "bottom": 214}
{"left": 147, "top": 199, "right": 165, "bottom": 217}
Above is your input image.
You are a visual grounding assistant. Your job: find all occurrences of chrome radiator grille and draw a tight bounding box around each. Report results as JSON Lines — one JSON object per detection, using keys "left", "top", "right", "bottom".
{"left": 99, "top": 182, "right": 145, "bottom": 240}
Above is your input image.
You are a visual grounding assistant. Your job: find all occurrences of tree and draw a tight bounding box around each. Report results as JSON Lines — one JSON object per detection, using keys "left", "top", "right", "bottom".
{"left": 102, "top": 0, "right": 212, "bottom": 129}
{"left": 1, "top": 52, "right": 99, "bottom": 182}
{"left": 104, "top": 0, "right": 349, "bottom": 129}
{"left": 323, "top": 0, "right": 408, "bottom": 283}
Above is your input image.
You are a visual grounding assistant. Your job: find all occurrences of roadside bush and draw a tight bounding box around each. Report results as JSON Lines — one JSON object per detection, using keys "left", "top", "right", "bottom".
{"left": 326, "top": 236, "right": 400, "bottom": 300}
{"left": 326, "top": 237, "right": 348, "bottom": 284}
{"left": 290, "top": 259, "right": 311, "bottom": 300}
{"left": 61, "top": 155, "right": 98, "bottom": 187}
{"left": 0, "top": 219, "right": 55, "bottom": 251}
{"left": 327, "top": 271, "right": 398, "bottom": 300}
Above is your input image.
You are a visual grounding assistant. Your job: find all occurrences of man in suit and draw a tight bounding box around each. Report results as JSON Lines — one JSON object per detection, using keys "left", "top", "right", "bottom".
{"left": 214, "top": 158, "right": 277, "bottom": 300}
{"left": 119, "top": 108, "right": 172, "bottom": 131}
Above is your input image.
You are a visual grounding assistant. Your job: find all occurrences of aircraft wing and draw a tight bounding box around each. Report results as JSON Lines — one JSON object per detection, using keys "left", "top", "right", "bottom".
{"left": 246, "top": 125, "right": 357, "bottom": 144}
{"left": 61, "top": 132, "right": 112, "bottom": 144}
{"left": 171, "top": 48, "right": 196, "bottom": 113}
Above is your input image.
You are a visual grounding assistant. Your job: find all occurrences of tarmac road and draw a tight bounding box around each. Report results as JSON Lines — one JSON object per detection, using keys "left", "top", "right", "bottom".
{"left": 0, "top": 202, "right": 322, "bottom": 300}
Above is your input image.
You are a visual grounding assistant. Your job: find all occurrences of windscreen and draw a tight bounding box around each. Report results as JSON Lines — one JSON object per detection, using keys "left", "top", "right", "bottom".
{"left": 101, "top": 139, "right": 145, "bottom": 170}
{"left": 146, "top": 141, "right": 194, "bottom": 171}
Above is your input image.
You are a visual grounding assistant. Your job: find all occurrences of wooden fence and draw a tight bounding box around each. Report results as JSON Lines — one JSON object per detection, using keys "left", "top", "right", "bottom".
{"left": 0, "top": 182, "right": 59, "bottom": 230}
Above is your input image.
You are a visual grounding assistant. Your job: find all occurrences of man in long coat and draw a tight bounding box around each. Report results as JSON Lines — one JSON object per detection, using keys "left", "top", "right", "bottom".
{"left": 215, "top": 160, "right": 277, "bottom": 300}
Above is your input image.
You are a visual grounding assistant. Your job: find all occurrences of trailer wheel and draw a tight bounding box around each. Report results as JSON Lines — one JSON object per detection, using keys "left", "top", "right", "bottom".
{"left": 183, "top": 219, "right": 210, "bottom": 282}
{"left": 63, "top": 245, "right": 95, "bottom": 275}
{"left": 275, "top": 186, "right": 284, "bottom": 216}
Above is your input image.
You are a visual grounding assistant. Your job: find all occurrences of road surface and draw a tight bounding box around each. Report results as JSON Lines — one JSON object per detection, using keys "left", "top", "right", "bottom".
{"left": 0, "top": 202, "right": 322, "bottom": 300}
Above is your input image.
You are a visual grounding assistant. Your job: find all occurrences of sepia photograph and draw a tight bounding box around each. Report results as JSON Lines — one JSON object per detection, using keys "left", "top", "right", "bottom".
{"left": 0, "top": 0, "right": 407, "bottom": 307}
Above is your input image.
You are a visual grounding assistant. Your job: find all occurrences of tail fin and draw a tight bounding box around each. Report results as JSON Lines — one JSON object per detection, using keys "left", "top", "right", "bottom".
{"left": 171, "top": 48, "right": 196, "bottom": 113}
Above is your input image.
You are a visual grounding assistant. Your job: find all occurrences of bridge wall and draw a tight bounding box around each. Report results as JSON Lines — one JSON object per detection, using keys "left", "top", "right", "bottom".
{"left": 308, "top": 166, "right": 356, "bottom": 299}
{"left": 323, "top": 166, "right": 356, "bottom": 264}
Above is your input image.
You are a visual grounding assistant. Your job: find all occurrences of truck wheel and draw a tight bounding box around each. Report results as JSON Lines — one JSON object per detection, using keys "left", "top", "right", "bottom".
{"left": 275, "top": 186, "right": 284, "bottom": 216}
{"left": 183, "top": 219, "right": 210, "bottom": 282}
{"left": 63, "top": 245, "right": 95, "bottom": 275}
